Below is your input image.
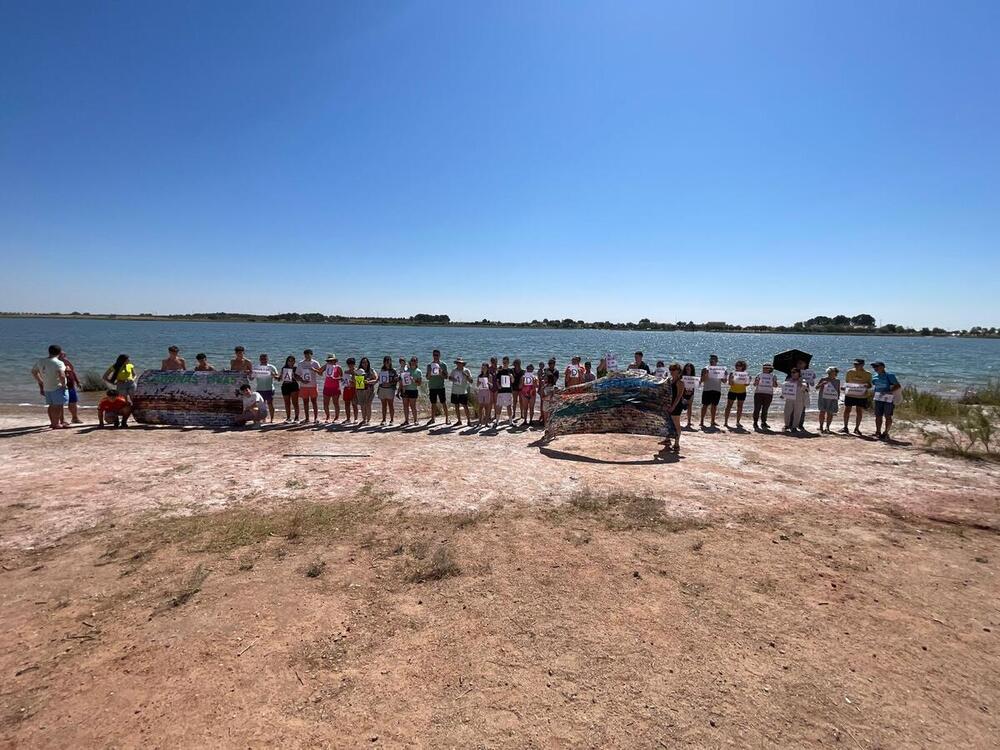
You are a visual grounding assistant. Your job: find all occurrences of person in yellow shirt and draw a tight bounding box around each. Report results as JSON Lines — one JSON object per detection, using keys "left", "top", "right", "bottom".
{"left": 103, "top": 354, "right": 137, "bottom": 402}
{"left": 724, "top": 359, "right": 750, "bottom": 429}
{"left": 841, "top": 358, "right": 873, "bottom": 435}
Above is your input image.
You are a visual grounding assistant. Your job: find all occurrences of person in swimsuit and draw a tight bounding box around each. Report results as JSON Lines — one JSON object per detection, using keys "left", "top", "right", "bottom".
{"left": 161, "top": 345, "right": 187, "bottom": 371}
{"left": 724, "top": 359, "right": 750, "bottom": 430}
{"left": 564, "top": 356, "right": 585, "bottom": 387}
{"left": 229, "top": 346, "right": 253, "bottom": 375}
{"left": 279, "top": 355, "right": 300, "bottom": 422}
{"left": 681, "top": 362, "right": 696, "bottom": 429}
{"left": 377, "top": 356, "right": 399, "bottom": 425}
{"left": 519, "top": 363, "right": 538, "bottom": 426}
{"left": 194, "top": 353, "right": 215, "bottom": 371}
{"left": 664, "top": 363, "right": 686, "bottom": 454}
{"left": 321, "top": 354, "right": 343, "bottom": 423}
{"left": 341, "top": 358, "right": 359, "bottom": 424}
{"left": 401, "top": 357, "right": 422, "bottom": 426}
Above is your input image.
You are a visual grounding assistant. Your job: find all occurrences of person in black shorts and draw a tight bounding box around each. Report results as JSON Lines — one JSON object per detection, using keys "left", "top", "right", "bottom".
{"left": 426, "top": 349, "right": 449, "bottom": 424}
{"left": 663, "top": 363, "right": 685, "bottom": 454}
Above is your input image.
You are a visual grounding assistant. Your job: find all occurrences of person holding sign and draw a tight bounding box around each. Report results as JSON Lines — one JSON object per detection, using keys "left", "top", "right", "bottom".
{"left": 519, "top": 363, "right": 539, "bottom": 425}
{"left": 449, "top": 357, "right": 473, "bottom": 426}
{"left": 341, "top": 358, "right": 360, "bottom": 424}
{"left": 295, "top": 349, "right": 323, "bottom": 424}
{"left": 628, "top": 351, "right": 650, "bottom": 373}
{"left": 752, "top": 363, "right": 777, "bottom": 431}
{"left": 377, "top": 356, "right": 399, "bottom": 426}
{"left": 871, "top": 361, "right": 901, "bottom": 440}
{"left": 401, "top": 357, "right": 422, "bottom": 426}
{"left": 253, "top": 353, "right": 279, "bottom": 423}
{"left": 495, "top": 356, "right": 516, "bottom": 426}
{"left": 321, "top": 354, "right": 343, "bottom": 423}
{"left": 565, "top": 356, "right": 585, "bottom": 387}
{"left": 681, "top": 363, "right": 697, "bottom": 429}
{"left": 781, "top": 367, "right": 810, "bottom": 432}
{"left": 540, "top": 358, "right": 559, "bottom": 424}
{"left": 427, "top": 349, "right": 449, "bottom": 425}
{"left": 279, "top": 355, "right": 300, "bottom": 422}
{"left": 841, "top": 359, "right": 872, "bottom": 435}
{"left": 475, "top": 362, "right": 493, "bottom": 425}
{"left": 700, "top": 355, "right": 726, "bottom": 428}
{"left": 724, "top": 360, "right": 750, "bottom": 429}
{"left": 356, "top": 357, "right": 377, "bottom": 425}
{"left": 664, "top": 363, "right": 686, "bottom": 454}
{"left": 815, "top": 367, "right": 841, "bottom": 433}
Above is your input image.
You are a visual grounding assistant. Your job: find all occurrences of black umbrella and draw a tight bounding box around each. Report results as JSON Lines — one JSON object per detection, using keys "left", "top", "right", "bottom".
{"left": 772, "top": 349, "right": 812, "bottom": 374}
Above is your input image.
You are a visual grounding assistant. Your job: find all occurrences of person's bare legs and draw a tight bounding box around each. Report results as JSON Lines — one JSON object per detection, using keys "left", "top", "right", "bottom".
{"left": 685, "top": 400, "right": 693, "bottom": 429}
{"left": 323, "top": 395, "right": 332, "bottom": 421}
{"left": 332, "top": 394, "right": 340, "bottom": 421}
{"left": 724, "top": 398, "right": 734, "bottom": 427}
{"left": 736, "top": 398, "right": 745, "bottom": 427}
{"left": 68, "top": 401, "right": 81, "bottom": 424}
{"left": 46, "top": 404, "right": 62, "bottom": 428}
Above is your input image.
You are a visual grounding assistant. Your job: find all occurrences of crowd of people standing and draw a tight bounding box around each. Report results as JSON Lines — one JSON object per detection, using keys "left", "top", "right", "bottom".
{"left": 30, "top": 343, "right": 903, "bottom": 443}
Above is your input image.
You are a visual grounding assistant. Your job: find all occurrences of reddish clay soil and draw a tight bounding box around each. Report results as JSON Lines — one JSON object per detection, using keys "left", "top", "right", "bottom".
{"left": 1, "top": 405, "right": 998, "bottom": 748}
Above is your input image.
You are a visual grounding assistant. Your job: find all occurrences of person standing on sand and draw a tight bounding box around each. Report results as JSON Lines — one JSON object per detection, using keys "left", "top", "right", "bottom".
{"left": 401, "top": 356, "right": 422, "bottom": 426}
{"left": 679, "top": 363, "right": 697, "bottom": 429}
{"left": 565, "top": 356, "right": 585, "bottom": 387}
{"left": 161, "top": 346, "right": 186, "bottom": 371}
{"left": 194, "top": 353, "right": 215, "bottom": 371}
{"left": 699, "top": 354, "right": 724, "bottom": 428}
{"left": 540, "top": 358, "right": 559, "bottom": 424}
{"left": 296, "top": 349, "right": 322, "bottom": 423}
{"left": 378, "top": 356, "right": 399, "bottom": 425}
{"left": 230, "top": 346, "right": 253, "bottom": 375}
{"left": 511, "top": 359, "right": 525, "bottom": 423}
{"left": 871, "top": 361, "right": 901, "bottom": 440}
{"left": 494, "top": 356, "right": 516, "bottom": 426}
{"left": 449, "top": 357, "right": 473, "bottom": 426}
{"left": 57, "top": 351, "right": 84, "bottom": 425}
{"left": 321, "top": 355, "right": 342, "bottom": 423}
{"left": 724, "top": 360, "right": 750, "bottom": 429}
{"left": 752, "top": 363, "right": 777, "bottom": 431}
{"left": 842, "top": 358, "right": 872, "bottom": 435}
{"left": 253, "top": 353, "right": 279, "bottom": 423}
{"left": 356, "top": 356, "right": 377, "bottom": 426}
{"left": 519, "top": 363, "right": 538, "bottom": 425}
{"left": 426, "top": 350, "right": 450, "bottom": 425}
{"left": 31, "top": 344, "right": 69, "bottom": 430}
{"left": 664, "top": 363, "right": 686, "bottom": 454}
{"left": 476, "top": 362, "right": 493, "bottom": 425}
{"left": 279, "top": 355, "right": 300, "bottom": 422}
{"left": 781, "top": 368, "right": 809, "bottom": 433}
{"left": 341, "top": 358, "right": 360, "bottom": 424}
{"left": 815, "top": 367, "right": 841, "bottom": 434}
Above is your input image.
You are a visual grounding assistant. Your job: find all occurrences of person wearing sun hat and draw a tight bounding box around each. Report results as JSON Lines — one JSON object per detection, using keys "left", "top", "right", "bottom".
{"left": 870, "top": 361, "right": 901, "bottom": 440}
{"left": 321, "top": 354, "right": 342, "bottom": 423}
{"left": 449, "top": 357, "right": 473, "bottom": 426}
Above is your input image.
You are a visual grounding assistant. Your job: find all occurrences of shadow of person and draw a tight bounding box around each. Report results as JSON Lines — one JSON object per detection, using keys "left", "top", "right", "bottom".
{"left": 537, "top": 444, "right": 680, "bottom": 465}
{"left": 0, "top": 425, "right": 62, "bottom": 439}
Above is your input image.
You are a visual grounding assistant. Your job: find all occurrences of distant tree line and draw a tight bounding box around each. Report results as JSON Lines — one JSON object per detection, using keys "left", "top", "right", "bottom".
{"left": 2, "top": 311, "right": 997, "bottom": 337}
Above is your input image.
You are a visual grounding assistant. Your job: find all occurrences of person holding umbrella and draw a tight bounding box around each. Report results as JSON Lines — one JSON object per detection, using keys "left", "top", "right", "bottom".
{"left": 773, "top": 349, "right": 812, "bottom": 429}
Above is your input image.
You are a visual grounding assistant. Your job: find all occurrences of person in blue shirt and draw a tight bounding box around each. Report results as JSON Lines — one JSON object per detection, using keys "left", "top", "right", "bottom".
{"left": 870, "top": 361, "right": 901, "bottom": 440}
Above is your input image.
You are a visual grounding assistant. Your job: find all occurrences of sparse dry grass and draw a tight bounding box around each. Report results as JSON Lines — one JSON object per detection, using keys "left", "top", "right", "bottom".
{"left": 165, "top": 564, "right": 208, "bottom": 610}
{"left": 557, "top": 489, "right": 709, "bottom": 533}
{"left": 406, "top": 545, "right": 461, "bottom": 582}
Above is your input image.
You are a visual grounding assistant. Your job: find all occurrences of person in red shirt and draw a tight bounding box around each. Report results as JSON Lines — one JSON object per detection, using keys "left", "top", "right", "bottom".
{"left": 98, "top": 390, "right": 132, "bottom": 428}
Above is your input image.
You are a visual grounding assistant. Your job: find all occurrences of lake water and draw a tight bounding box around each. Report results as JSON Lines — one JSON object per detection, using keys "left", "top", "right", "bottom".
{"left": 3, "top": 317, "right": 998, "bottom": 404}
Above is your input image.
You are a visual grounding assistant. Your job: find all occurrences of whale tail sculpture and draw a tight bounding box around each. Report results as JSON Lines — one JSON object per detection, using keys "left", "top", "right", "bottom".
{"left": 132, "top": 370, "right": 252, "bottom": 427}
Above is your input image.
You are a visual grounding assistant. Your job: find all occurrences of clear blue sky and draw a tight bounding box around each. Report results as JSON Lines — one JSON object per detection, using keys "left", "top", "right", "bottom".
{"left": 2, "top": 1, "right": 998, "bottom": 328}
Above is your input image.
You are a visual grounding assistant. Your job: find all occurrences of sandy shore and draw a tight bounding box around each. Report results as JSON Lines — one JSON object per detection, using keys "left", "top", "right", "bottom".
{"left": 2, "top": 404, "right": 998, "bottom": 747}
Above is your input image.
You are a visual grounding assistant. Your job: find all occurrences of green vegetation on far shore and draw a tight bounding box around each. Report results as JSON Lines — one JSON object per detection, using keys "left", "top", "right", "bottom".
{"left": 2, "top": 311, "right": 998, "bottom": 338}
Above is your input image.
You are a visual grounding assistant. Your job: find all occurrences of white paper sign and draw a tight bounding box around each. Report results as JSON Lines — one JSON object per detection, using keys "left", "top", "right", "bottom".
{"left": 568, "top": 366, "right": 580, "bottom": 378}
{"left": 430, "top": 363, "right": 440, "bottom": 376}
{"left": 605, "top": 354, "right": 618, "bottom": 370}
{"left": 822, "top": 384, "right": 839, "bottom": 399}
{"left": 281, "top": 369, "right": 293, "bottom": 382}
{"left": 500, "top": 375, "right": 511, "bottom": 389}
{"left": 523, "top": 373, "right": 535, "bottom": 386}
{"left": 845, "top": 383, "right": 867, "bottom": 397}
{"left": 401, "top": 372, "right": 413, "bottom": 386}
{"left": 782, "top": 381, "right": 798, "bottom": 398}
{"left": 379, "top": 372, "right": 390, "bottom": 385}
{"left": 300, "top": 370, "right": 313, "bottom": 385}
{"left": 801, "top": 369, "right": 817, "bottom": 386}
{"left": 682, "top": 375, "right": 698, "bottom": 391}
{"left": 874, "top": 390, "right": 895, "bottom": 402}
{"left": 342, "top": 373, "right": 353, "bottom": 388}
{"left": 733, "top": 371, "right": 750, "bottom": 385}
{"left": 478, "top": 377, "right": 490, "bottom": 389}
{"left": 654, "top": 367, "right": 667, "bottom": 378}
{"left": 708, "top": 365, "right": 728, "bottom": 380}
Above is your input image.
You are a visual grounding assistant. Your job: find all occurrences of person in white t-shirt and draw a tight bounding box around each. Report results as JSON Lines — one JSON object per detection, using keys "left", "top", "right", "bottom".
{"left": 31, "top": 344, "right": 69, "bottom": 429}
{"left": 295, "top": 349, "right": 323, "bottom": 423}
{"left": 235, "top": 384, "right": 267, "bottom": 427}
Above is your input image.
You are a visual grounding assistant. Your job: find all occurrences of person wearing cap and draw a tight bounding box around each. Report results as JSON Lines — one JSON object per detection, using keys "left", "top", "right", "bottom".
{"left": 564, "top": 356, "right": 585, "bottom": 387}
{"left": 377, "top": 355, "right": 399, "bottom": 425}
{"left": 321, "top": 354, "right": 343, "bottom": 423}
{"left": 870, "top": 361, "right": 901, "bottom": 439}
{"left": 815, "top": 367, "right": 841, "bottom": 433}
{"left": 449, "top": 357, "right": 473, "bottom": 426}
{"left": 400, "top": 356, "right": 422, "bottom": 426}
{"left": 752, "top": 362, "right": 777, "bottom": 430}
{"left": 296, "top": 349, "right": 323, "bottom": 423}
{"left": 229, "top": 346, "right": 254, "bottom": 375}
{"left": 253, "top": 353, "right": 279, "bottom": 422}
{"left": 426, "top": 349, "right": 450, "bottom": 425}
{"left": 842, "top": 358, "right": 872, "bottom": 435}
{"left": 161, "top": 346, "right": 187, "bottom": 371}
